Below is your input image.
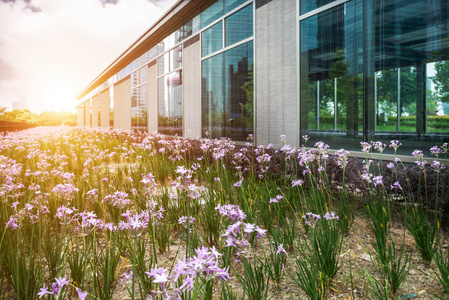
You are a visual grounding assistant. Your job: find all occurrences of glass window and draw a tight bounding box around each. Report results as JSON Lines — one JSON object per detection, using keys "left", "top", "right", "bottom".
{"left": 160, "top": 32, "right": 178, "bottom": 53}
{"left": 300, "top": 0, "right": 449, "bottom": 154}
{"left": 131, "top": 84, "right": 148, "bottom": 132}
{"left": 158, "top": 52, "right": 170, "bottom": 76}
{"left": 158, "top": 71, "right": 183, "bottom": 135}
{"left": 147, "top": 46, "right": 158, "bottom": 62}
{"left": 367, "top": 0, "right": 449, "bottom": 153}
{"left": 201, "top": 0, "right": 223, "bottom": 29}
{"left": 131, "top": 71, "right": 139, "bottom": 88}
{"left": 225, "top": 4, "right": 253, "bottom": 47}
{"left": 301, "top": 0, "right": 337, "bottom": 15}
{"left": 183, "top": 16, "right": 200, "bottom": 39}
{"left": 224, "top": 0, "right": 247, "bottom": 14}
{"left": 202, "top": 41, "right": 253, "bottom": 141}
{"left": 202, "top": 53, "right": 224, "bottom": 138}
{"left": 202, "top": 21, "right": 223, "bottom": 57}
{"left": 300, "top": 1, "right": 363, "bottom": 151}
{"left": 170, "top": 45, "right": 183, "bottom": 71}
{"left": 139, "top": 66, "right": 148, "bottom": 84}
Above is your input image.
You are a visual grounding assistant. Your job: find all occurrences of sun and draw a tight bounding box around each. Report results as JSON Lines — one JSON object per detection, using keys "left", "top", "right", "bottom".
{"left": 41, "top": 78, "right": 78, "bottom": 113}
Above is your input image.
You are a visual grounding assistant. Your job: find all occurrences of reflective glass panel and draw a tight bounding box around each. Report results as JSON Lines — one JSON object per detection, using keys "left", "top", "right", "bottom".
{"left": 224, "top": 41, "right": 254, "bottom": 140}
{"left": 139, "top": 66, "right": 148, "bottom": 84}
{"left": 300, "top": 0, "right": 449, "bottom": 154}
{"left": 202, "top": 41, "right": 253, "bottom": 141}
{"left": 131, "top": 84, "right": 148, "bottom": 132}
{"left": 367, "top": 0, "right": 449, "bottom": 154}
{"left": 225, "top": 4, "right": 253, "bottom": 47}
{"left": 201, "top": 0, "right": 223, "bottom": 29}
{"left": 131, "top": 71, "right": 139, "bottom": 88}
{"left": 158, "top": 52, "right": 170, "bottom": 76}
{"left": 147, "top": 46, "right": 158, "bottom": 62}
{"left": 202, "top": 21, "right": 223, "bottom": 57}
{"left": 301, "top": 0, "right": 336, "bottom": 15}
{"left": 224, "top": 0, "right": 247, "bottom": 14}
{"left": 158, "top": 71, "right": 183, "bottom": 135}
{"left": 183, "top": 15, "right": 201, "bottom": 39}
{"left": 202, "top": 53, "right": 224, "bottom": 138}
{"left": 170, "top": 46, "right": 182, "bottom": 71}
{"left": 300, "top": 1, "right": 363, "bottom": 151}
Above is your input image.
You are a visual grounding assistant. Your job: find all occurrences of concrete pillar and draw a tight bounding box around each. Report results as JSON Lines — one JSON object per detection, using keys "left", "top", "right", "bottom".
{"left": 91, "top": 95, "right": 99, "bottom": 128}
{"left": 148, "top": 61, "right": 158, "bottom": 134}
{"left": 114, "top": 77, "right": 131, "bottom": 130}
{"left": 84, "top": 100, "right": 90, "bottom": 126}
{"left": 77, "top": 106, "right": 84, "bottom": 127}
{"left": 100, "top": 89, "right": 110, "bottom": 128}
{"left": 182, "top": 35, "right": 202, "bottom": 139}
{"left": 255, "top": 0, "right": 298, "bottom": 148}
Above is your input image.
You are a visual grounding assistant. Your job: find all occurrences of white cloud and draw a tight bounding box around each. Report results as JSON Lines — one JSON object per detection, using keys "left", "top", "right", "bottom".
{"left": 0, "top": 0, "right": 176, "bottom": 113}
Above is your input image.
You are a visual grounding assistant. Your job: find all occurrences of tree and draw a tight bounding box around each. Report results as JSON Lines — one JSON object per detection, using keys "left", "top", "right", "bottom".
{"left": 433, "top": 60, "right": 449, "bottom": 104}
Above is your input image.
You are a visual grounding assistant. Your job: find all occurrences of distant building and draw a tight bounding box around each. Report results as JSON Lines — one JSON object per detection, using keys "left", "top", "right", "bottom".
{"left": 77, "top": 0, "right": 449, "bottom": 155}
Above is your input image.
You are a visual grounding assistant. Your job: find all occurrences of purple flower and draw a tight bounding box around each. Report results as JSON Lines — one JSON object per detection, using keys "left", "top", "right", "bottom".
{"left": 214, "top": 266, "right": 230, "bottom": 281}
{"left": 432, "top": 161, "right": 445, "bottom": 173}
{"left": 179, "top": 275, "right": 195, "bottom": 291}
{"left": 373, "top": 176, "right": 383, "bottom": 187}
{"left": 371, "top": 141, "right": 386, "bottom": 153}
{"left": 360, "top": 142, "right": 372, "bottom": 153}
{"left": 412, "top": 149, "right": 424, "bottom": 159}
{"left": 323, "top": 212, "right": 339, "bottom": 221}
{"left": 390, "top": 181, "right": 402, "bottom": 190}
{"left": 76, "top": 288, "right": 88, "bottom": 300}
{"left": 254, "top": 226, "right": 267, "bottom": 238}
{"left": 292, "top": 179, "right": 304, "bottom": 187}
{"left": 389, "top": 140, "right": 402, "bottom": 151}
{"left": 269, "top": 195, "right": 283, "bottom": 204}
{"left": 233, "top": 179, "right": 243, "bottom": 188}
{"left": 55, "top": 276, "right": 69, "bottom": 290}
{"left": 430, "top": 146, "right": 443, "bottom": 157}
{"left": 5, "top": 216, "right": 18, "bottom": 230}
{"left": 37, "top": 284, "right": 52, "bottom": 298}
{"left": 178, "top": 216, "right": 195, "bottom": 225}
{"left": 121, "top": 271, "right": 133, "bottom": 283}
{"left": 303, "top": 213, "right": 321, "bottom": 228}
{"left": 276, "top": 244, "right": 287, "bottom": 256}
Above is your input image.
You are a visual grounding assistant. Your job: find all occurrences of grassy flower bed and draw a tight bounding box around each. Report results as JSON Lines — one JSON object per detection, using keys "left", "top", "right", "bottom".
{"left": 0, "top": 126, "right": 448, "bottom": 299}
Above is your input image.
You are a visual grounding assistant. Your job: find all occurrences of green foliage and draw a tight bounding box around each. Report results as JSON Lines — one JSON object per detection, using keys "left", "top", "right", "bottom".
{"left": 0, "top": 107, "right": 76, "bottom": 126}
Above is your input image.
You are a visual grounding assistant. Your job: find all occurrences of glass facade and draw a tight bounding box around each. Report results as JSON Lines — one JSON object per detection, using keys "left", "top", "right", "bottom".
{"left": 225, "top": 3, "right": 253, "bottom": 46}
{"left": 300, "top": 0, "right": 449, "bottom": 154}
{"left": 131, "top": 66, "right": 148, "bottom": 132}
{"left": 300, "top": 0, "right": 336, "bottom": 15}
{"left": 158, "top": 71, "right": 183, "bottom": 136}
{"left": 202, "top": 22, "right": 223, "bottom": 57}
{"left": 202, "top": 41, "right": 253, "bottom": 141}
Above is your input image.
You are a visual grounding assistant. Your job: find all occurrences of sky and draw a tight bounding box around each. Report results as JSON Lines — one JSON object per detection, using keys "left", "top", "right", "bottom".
{"left": 0, "top": 0, "right": 176, "bottom": 113}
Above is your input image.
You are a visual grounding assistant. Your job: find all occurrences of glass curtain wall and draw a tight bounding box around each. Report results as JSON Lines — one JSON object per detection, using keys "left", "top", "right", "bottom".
{"left": 158, "top": 71, "right": 183, "bottom": 135}
{"left": 157, "top": 25, "right": 183, "bottom": 136}
{"left": 300, "top": 0, "right": 449, "bottom": 154}
{"left": 202, "top": 3, "right": 253, "bottom": 141}
{"left": 131, "top": 66, "right": 148, "bottom": 132}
